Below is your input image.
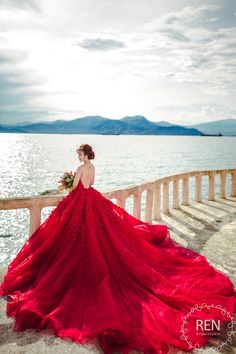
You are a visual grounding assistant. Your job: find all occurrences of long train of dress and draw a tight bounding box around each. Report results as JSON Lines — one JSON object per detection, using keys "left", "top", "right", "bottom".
{"left": 1, "top": 179, "right": 235, "bottom": 354}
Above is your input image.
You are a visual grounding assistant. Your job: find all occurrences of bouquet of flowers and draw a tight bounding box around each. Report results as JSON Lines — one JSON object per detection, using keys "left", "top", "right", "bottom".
{"left": 58, "top": 170, "right": 76, "bottom": 192}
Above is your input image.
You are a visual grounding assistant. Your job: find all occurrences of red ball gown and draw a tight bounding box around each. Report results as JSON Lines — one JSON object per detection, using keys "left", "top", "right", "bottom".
{"left": 0, "top": 179, "right": 235, "bottom": 354}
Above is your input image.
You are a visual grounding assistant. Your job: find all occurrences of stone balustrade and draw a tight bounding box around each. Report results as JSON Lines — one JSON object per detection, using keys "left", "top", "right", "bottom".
{"left": 0, "top": 168, "right": 235, "bottom": 237}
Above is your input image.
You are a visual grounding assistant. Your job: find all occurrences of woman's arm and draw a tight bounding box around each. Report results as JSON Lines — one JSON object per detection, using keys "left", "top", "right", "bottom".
{"left": 71, "top": 166, "right": 83, "bottom": 190}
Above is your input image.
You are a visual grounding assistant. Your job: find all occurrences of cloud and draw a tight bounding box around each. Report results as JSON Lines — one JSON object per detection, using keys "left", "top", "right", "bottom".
{"left": 158, "top": 28, "right": 190, "bottom": 42}
{"left": 140, "top": 4, "right": 236, "bottom": 94}
{"left": 0, "top": 0, "right": 235, "bottom": 124}
{"left": 0, "top": 46, "right": 48, "bottom": 123}
{"left": 0, "top": 0, "right": 40, "bottom": 12}
{"left": 0, "top": 49, "right": 28, "bottom": 64}
{"left": 143, "top": 4, "right": 222, "bottom": 31}
{"left": 76, "top": 37, "right": 126, "bottom": 51}
{"left": 153, "top": 103, "right": 236, "bottom": 125}
{"left": 207, "top": 17, "right": 219, "bottom": 22}
{"left": 0, "top": 48, "right": 35, "bottom": 96}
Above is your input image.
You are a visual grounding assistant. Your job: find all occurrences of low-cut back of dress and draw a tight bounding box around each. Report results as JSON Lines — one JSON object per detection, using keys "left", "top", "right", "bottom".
{"left": 80, "top": 165, "right": 94, "bottom": 189}
{"left": 0, "top": 178, "right": 235, "bottom": 354}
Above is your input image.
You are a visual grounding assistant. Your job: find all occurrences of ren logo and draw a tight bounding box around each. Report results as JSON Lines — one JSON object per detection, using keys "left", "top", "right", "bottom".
{"left": 196, "top": 319, "right": 221, "bottom": 331}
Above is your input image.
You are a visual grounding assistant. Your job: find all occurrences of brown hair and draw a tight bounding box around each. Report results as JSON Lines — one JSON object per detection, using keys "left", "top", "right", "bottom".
{"left": 78, "top": 144, "right": 95, "bottom": 160}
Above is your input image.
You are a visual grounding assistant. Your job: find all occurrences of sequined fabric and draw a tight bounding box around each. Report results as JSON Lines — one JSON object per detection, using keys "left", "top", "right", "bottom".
{"left": 0, "top": 179, "right": 236, "bottom": 354}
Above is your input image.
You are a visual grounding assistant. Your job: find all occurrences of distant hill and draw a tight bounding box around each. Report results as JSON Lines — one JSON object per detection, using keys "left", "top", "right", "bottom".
{"left": 0, "top": 124, "right": 27, "bottom": 133}
{"left": 0, "top": 115, "right": 203, "bottom": 136}
{"left": 185, "top": 119, "right": 236, "bottom": 136}
{"left": 155, "top": 120, "right": 176, "bottom": 127}
{"left": 14, "top": 121, "right": 34, "bottom": 126}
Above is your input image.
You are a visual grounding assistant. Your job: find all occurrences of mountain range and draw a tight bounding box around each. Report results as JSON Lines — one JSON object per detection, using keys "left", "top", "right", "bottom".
{"left": 0, "top": 116, "right": 235, "bottom": 136}
{"left": 186, "top": 119, "right": 236, "bottom": 136}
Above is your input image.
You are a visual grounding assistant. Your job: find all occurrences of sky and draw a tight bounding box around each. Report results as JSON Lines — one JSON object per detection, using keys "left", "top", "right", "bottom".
{"left": 0, "top": 0, "right": 236, "bottom": 125}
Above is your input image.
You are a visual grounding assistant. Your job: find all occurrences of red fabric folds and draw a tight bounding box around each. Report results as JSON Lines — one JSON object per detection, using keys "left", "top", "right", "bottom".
{"left": 1, "top": 179, "right": 236, "bottom": 354}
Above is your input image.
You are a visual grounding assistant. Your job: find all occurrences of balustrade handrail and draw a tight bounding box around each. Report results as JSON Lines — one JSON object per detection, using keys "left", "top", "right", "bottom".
{"left": 0, "top": 168, "right": 235, "bottom": 236}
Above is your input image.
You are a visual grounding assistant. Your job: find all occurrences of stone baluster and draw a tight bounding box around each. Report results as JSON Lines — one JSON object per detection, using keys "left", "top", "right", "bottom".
{"left": 182, "top": 176, "right": 189, "bottom": 205}
{"left": 208, "top": 171, "right": 215, "bottom": 200}
{"left": 173, "top": 178, "right": 180, "bottom": 208}
{"left": 195, "top": 173, "right": 202, "bottom": 202}
{"left": 220, "top": 170, "right": 227, "bottom": 199}
{"left": 116, "top": 188, "right": 127, "bottom": 209}
{"left": 29, "top": 204, "right": 42, "bottom": 236}
{"left": 145, "top": 186, "right": 154, "bottom": 223}
{"left": 133, "top": 191, "right": 141, "bottom": 220}
{"left": 117, "top": 197, "right": 126, "bottom": 209}
{"left": 163, "top": 181, "right": 169, "bottom": 213}
{"left": 231, "top": 170, "right": 236, "bottom": 197}
{"left": 153, "top": 182, "right": 161, "bottom": 220}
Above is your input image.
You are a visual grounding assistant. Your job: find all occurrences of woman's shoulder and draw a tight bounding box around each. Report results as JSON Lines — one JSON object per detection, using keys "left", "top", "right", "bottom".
{"left": 77, "top": 163, "right": 95, "bottom": 170}
{"left": 86, "top": 162, "right": 95, "bottom": 169}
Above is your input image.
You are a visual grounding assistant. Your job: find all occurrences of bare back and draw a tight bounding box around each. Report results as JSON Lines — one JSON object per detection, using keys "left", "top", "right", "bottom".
{"left": 80, "top": 163, "right": 95, "bottom": 188}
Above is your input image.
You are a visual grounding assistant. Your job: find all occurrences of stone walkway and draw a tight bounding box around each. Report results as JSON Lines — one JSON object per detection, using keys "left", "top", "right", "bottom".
{"left": 0, "top": 197, "right": 235, "bottom": 354}
{"left": 156, "top": 196, "right": 236, "bottom": 287}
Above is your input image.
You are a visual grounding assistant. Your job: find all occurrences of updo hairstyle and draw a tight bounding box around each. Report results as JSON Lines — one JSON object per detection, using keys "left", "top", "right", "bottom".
{"left": 78, "top": 144, "right": 95, "bottom": 160}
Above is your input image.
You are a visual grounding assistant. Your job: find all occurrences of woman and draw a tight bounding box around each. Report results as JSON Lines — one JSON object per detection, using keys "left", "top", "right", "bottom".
{"left": 72, "top": 144, "right": 95, "bottom": 190}
{"left": 0, "top": 143, "right": 235, "bottom": 354}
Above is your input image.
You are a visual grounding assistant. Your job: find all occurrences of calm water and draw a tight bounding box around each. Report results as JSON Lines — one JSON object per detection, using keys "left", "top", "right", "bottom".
{"left": 0, "top": 133, "right": 236, "bottom": 267}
